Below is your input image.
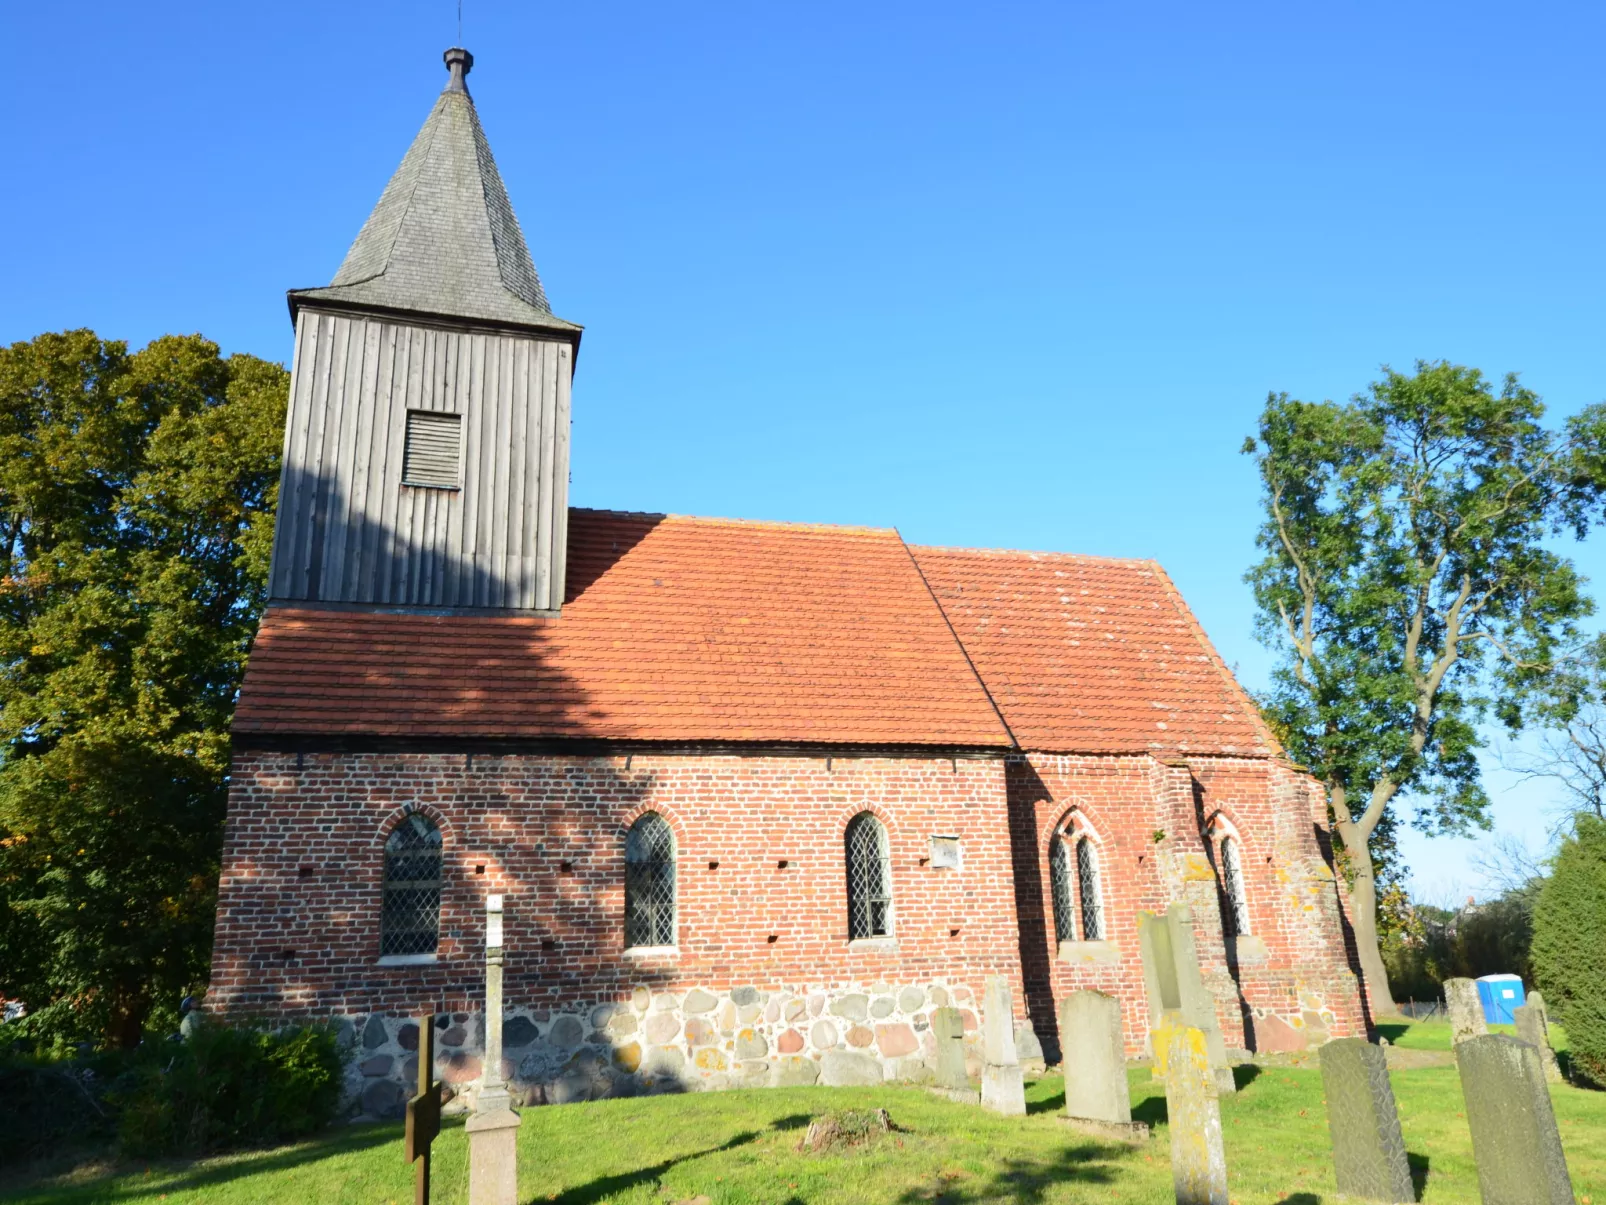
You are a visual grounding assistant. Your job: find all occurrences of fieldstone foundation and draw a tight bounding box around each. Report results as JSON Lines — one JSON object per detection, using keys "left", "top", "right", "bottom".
{"left": 342, "top": 981, "right": 1042, "bottom": 1117}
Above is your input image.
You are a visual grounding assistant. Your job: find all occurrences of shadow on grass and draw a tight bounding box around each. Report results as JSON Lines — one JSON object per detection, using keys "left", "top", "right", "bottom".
{"left": 1408, "top": 1150, "right": 1432, "bottom": 1198}
{"left": 14, "top": 1122, "right": 403, "bottom": 1203}
{"left": 768, "top": 1113, "right": 814, "bottom": 1132}
{"left": 1025, "top": 1087, "right": 1065, "bottom": 1116}
{"left": 1375, "top": 1023, "right": 1411, "bottom": 1045}
{"left": 895, "top": 1143, "right": 1119, "bottom": 1204}
{"left": 1282, "top": 1195, "right": 1320, "bottom": 1204}
{"left": 1131, "top": 1095, "right": 1168, "bottom": 1128}
{"left": 546, "top": 1129, "right": 761, "bottom": 1205}
{"left": 1232, "top": 1064, "right": 1264, "bottom": 1090}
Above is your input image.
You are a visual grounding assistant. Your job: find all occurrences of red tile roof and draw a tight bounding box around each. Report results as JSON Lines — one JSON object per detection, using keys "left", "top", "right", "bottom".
{"left": 910, "top": 545, "right": 1276, "bottom": 757}
{"left": 233, "top": 510, "right": 1014, "bottom": 747}
{"left": 235, "top": 509, "right": 1276, "bottom": 757}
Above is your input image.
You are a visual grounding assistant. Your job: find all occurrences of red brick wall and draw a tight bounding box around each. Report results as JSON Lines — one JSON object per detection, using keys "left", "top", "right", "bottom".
{"left": 210, "top": 751, "right": 1028, "bottom": 1021}
{"left": 211, "top": 747, "right": 1364, "bottom": 1065}
{"left": 1010, "top": 752, "right": 1366, "bottom": 1057}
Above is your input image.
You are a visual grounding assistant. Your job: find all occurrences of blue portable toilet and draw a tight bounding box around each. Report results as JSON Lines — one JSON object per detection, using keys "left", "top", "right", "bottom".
{"left": 1476, "top": 973, "right": 1525, "bottom": 1024}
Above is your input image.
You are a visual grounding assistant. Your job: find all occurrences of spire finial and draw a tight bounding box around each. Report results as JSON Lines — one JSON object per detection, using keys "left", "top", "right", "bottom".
{"left": 443, "top": 47, "right": 473, "bottom": 94}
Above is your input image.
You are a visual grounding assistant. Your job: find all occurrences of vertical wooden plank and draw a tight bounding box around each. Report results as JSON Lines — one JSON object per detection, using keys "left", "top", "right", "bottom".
{"left": 356, "top": 322, "right": 399, "bottom": 602}
{"left": 474, "top": 334, "right": 499, "bottom": 607}
{"left": 323, "top": 315, "right": 367, "bottom": 600}
{"left": 270, "top": 314, "right": 319, "bottom": 598}
{"left": 534, "top": 339, "right": 558, "bottom": 609}
{"left": 489, "top": 336, "right": 513, "bottom": 609}
{"left": 341, "top": 319, "right": 382, "bottom": 599}
{"left": 552, "top": 341, "right": 573, "bottom": 610}
{"left": 459, "top": 331, "right": 486, "bottom": 607}
{"left": 507, "top": 337, "right": 530, "bottom": 609}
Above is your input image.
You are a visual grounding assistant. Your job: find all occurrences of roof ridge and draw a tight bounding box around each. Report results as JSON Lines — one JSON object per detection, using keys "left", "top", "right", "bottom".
{"left": 910, "top": 542, "right": 1157, "bottom": 567}
{"left": 568, "top": 507, "right": 898, "bottom": 537}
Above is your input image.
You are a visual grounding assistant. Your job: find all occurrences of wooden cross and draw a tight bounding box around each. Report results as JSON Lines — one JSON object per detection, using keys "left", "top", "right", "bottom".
{"left": 404, "top": 1012, "right": 443, "bottom": 1205}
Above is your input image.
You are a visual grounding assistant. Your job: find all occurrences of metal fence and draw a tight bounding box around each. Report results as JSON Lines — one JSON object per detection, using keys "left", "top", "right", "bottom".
{"left": 1398, "top": 999, "right": 1445, "bottom": 1021}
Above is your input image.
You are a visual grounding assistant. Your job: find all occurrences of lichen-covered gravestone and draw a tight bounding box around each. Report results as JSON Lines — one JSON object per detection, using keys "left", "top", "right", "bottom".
{"left": 1514, "top": 1000, "right": 1564, "bottom": 1084}
{"left": 1138, "top": 906, "right": 1235, "bottom": 1094}
{"left": 1444, "top": 978, "right": 1488, "bottom": 1047}
{"left": 1162, "top": 1024, "right": 1228, "bottom": 1205}
{"left": 1455, "top": 1034, "right": 1575, "bottom": 1205}
{"left": 979, "top": 976, "right": 1026, "bottom": 1116}
{"left": 1060, "top": 990, "right": 1147, "bottom": 1141}
{"left": 931, "top": 1006, "right": 974, "bottom": 1101}
{"left": 1318, "top": 1037, "right": 1414, "bottom": 1203}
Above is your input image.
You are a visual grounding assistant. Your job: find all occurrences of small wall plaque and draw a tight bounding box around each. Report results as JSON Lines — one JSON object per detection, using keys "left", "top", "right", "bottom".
{"left": 929, "top": 836, "right": 963, "bottom": 869}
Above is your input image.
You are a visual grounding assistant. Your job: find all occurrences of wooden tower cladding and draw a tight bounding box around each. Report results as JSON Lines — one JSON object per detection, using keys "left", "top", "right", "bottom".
{"left": 268, "top": 47, "right": 581, "bottom": 614}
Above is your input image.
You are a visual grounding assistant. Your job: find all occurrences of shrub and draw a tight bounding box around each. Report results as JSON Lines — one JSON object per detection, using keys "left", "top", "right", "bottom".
{"left": 115, "top": 1021, "right": 347, "bottom": 1157}
{"left": 1531, "top": 814, "right": 1606, "bottom": 1087}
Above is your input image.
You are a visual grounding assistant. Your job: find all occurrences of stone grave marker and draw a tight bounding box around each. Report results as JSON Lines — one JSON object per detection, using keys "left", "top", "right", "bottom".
{"left": 1514, "top": 1000, "right": 1564, "bottom": 1084}
{"left": 1318, "top": 1037, "right": 1414, "bottom": 1203}
{"left": 979, "top": 976, "right": 1026, "bottom": 1116}
{"left": 1139, "top": 905, "right": 1235, "bottom": 1094}
{"left": 1455, "top": 1033, "right": 1575, "bottom": 1205}
{"left": 467, "top": 895, "right": 520, "bottom": 1205}
{"left": 1444, "top": 978, "right": 1487, "bottom": 1047}
{"left": 1060, "top": 990, "right": 1148, "bottom": 1142}
{"left": 1162, "top": 1023, "right": 1229, "bottom": 1205}
{"left": 930, "top": 1006, "right": 975, "bottom": 1101}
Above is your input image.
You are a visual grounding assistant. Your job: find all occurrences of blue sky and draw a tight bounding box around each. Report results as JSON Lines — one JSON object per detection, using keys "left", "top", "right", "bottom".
{"left": 5, "top": 1, "right": 1603, "bottom": 900}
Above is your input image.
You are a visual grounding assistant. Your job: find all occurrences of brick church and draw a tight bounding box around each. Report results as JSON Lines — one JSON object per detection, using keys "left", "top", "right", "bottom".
{"left": 210, "top": 48, "right": 1367, "bottom": 1112}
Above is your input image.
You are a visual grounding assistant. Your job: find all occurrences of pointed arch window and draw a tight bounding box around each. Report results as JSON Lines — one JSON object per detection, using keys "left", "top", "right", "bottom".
{"left": 846, "top": 812, "right": 893, "bottom": 939}
{"left": 1048, "top": 815, "right": 1105, "bottom": 943}
{"left": 1218, "top": 832, "right": 1251, "bottom": 937}
{"left": 381, "top": 812, "right": 443, "bottom": 957}
{"left": 625, "top": 812, "right": 676, "bottom": 948}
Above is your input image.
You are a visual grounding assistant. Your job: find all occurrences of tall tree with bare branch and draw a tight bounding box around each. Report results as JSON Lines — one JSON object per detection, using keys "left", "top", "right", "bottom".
{"left": 1243, "top": 361, "right": 1606, "bottom": 1016}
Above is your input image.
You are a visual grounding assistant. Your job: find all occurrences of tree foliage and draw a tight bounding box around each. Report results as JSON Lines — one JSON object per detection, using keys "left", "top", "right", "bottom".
{"left": 1531, "top": 814, "right": 1606, "bottom": 1086}
{"left": 1243, "top": 361, "right": 1606, "bottom": 1013}
{"left": 0, "top": 330, "right": 286, "bottom": 1047}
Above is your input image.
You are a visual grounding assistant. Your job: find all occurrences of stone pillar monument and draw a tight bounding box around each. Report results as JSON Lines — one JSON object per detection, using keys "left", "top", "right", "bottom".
{"left": 467, "top": 894, "right": 521, "bottom": 1205}
{"left": 1443, "top": 978, "right": 1487, "bottom": 1047}
{"left": 979, "top": 976, "right": 1026, "bottom": 1116}
{"left": 1163, "top": 1024, "right": 1229, "bottom": 1205}
{"left": 1514, "top": 997, "right": 1564, "bottom": 1084}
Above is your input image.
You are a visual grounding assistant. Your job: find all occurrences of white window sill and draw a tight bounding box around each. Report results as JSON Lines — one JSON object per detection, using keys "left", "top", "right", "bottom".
{"left": 1057, "top": 939, "right": 1120, "bottom": 965}
{"left": 623, "top": 945, "right": 679, "bottom": 958}
{"left": 849, "top": 936, "right": 898, "bottom": 951}
{"left": 377, "top": 953, "right": 439, "bottom": 967}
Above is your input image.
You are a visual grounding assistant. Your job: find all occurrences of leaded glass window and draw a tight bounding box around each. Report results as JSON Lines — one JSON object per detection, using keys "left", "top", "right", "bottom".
{"left": 1076, "top": 836, "right": 1104, "bottom": 940}
{"left": 1049, "top": 835, "right": 1077, "bottom": 942}
{"left": 625, "top": 812, "right": 676, "bottom": 948}
{"left": 1220, "top": 835, "right": 1251, "bottom": 937}
{"left": 381, "top": 812, "right": 442, "bottom": 957}
{"left": 846, "top": 812, "right": 892, "bottom": 939}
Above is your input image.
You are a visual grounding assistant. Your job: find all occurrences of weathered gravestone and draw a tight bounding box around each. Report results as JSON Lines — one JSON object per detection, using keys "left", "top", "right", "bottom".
{"left": 1514, "top": 1000, "right": 1564, "bottom": 1084}
{"left": 930, "top": 1006, "right": 976, "bottom": 1102}
{"left": 1318, "top": 1037, "right": 1414, "bottom": 1203}
{"left": 1455, "top": 1034, "right": 1575, "bottom": 1205}
{"left": 1444, "top": 978, "right": 1488, "bottom": 1047}
{"left": 979, "top": 976, "right": 1026, "bottom": 1116}
{"left": 1139, "top": 905, "right": 1235, "bottom": 1094}
{"left": 468, "top": 895, "right": 520, "bottom": 1205}
{"left": 1060, "top": 990, "right": 1148, "bottom": 1141}
{"left": 1163, "top": 1024, "right": 1229, "bottom": 1205}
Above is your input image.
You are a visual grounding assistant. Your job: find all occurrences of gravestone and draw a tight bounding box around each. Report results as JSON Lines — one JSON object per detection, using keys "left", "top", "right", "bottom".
{"left": 1163, "top": 1024, "right": 1229, "bottom": 1205}
{"left": 1455, "top": 1034, "right": 1575, "bottom": 1205}
{"left": 1514, "top": 1000, "right": 1564, "bottom": 1084}
{"left": 1444, "top": 978, "right": 1487, "bottom": 1047}
{"left": 1139, "top": 906, "right": 1235, "bottom": 1094}
{"left": 1318, "top": 1037, "right": 1414, "bottom": 1203}
{"left": 979, "top": 976, "right": 1026, "bottom": 1116}
{"left": 1061, "top": 990, "right": 1148, "bottom": 1141}
{"left": 930, "top": 1006, "right": 975, "bottom": 1102}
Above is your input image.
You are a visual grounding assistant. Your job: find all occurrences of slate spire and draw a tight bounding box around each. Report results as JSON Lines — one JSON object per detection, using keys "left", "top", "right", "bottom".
{"left": 290, "top": 48, "right": 578, "bottom": 334}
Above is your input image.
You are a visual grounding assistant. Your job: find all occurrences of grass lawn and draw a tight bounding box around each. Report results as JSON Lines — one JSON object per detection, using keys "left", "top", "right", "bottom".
{"left": 3, "top": 1023, "right": 1600, "bottom": 1204}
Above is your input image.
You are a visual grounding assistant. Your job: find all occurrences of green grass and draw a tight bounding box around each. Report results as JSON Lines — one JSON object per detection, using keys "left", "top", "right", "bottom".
{"left": 3, "top": 1025, "right": 1602, "bottom": 1204}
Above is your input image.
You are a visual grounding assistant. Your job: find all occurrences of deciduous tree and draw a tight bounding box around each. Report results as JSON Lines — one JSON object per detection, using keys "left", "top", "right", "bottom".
{"left": 1243, "top": 361, "right": 1606, "bottom": 1016}
{"left": 0, "top": 330, "right": 286, "bottom": 1047}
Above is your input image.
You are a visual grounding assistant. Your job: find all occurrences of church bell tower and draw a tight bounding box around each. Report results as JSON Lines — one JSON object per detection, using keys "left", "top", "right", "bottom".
{"left": 268, "top": 48, "right": 580, "bottom": 613}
